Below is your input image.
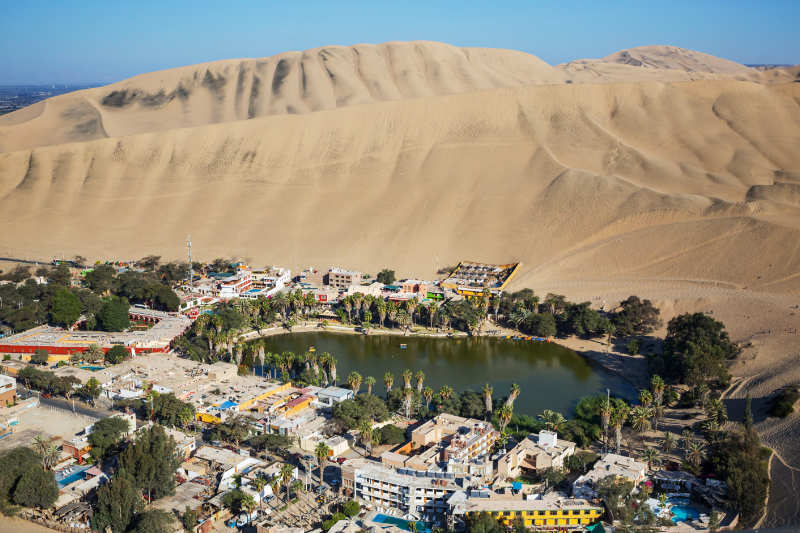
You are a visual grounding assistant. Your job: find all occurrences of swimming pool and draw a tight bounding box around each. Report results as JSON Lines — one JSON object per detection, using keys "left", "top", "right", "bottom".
{"left": 80, "top": 365, "right": 105, "bottom": 371}
{"left": 671, "top": 504, "right": 701, "bottom": 523}
{"left": 56, "top": 465, "right": 90, "bottom": 488}
{"left": 372, "top": 514, "right": 431, "bottom": 533}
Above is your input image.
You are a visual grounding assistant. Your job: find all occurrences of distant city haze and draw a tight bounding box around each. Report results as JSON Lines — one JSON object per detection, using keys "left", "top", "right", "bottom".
{"left": 1, "top": 0, "right": 798, "bottom": 84}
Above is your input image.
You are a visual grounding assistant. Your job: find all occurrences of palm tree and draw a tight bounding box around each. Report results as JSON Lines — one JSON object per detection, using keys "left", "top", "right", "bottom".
{"left": 328, "top": 357, "right": 337, "bottom": 385}
{"left": 383, "top": 372, "right": 394, "bottom": 398}
{"left": 505, "top": 383, "right": 521, "bottom": 409}
{"left": 402, "top": 369, "right": 413, "bottom": 390}
{"left": 681, "top": 429, "right": 694, "bottom": 451}
{"left": 241, "top": 493, "right": 257, "bottom": 518}
{"left": 415, "top": 370, "right": 425, "bottom": 393}
{"left": 537, "top": 410, "right": 566, "bottom": 432}
{"left": 347, "top": 372, "right": 362, "bottom": 395}
{"left": 482, "top": 383, "right": 493, "bottom": 419}
{"left": 365, "top": 376, "right": 376, "bottom": 396}
{"left": 611, "top": 403, "right": 630, "bottom": 454}
{"left": 405, "top": 298, "right": 419, "bottom": 326}
{"left": 270, "top": 476, "right": 282, "bottom": 507}
{"left": 439, "top": 385, "right": 453, "bottom": 401}
{"left": 376, "top": 299, "right": 387, "bottom": 329}
{"left": 359, "top": 419, "right": 373, "bottom": 454}
{"left": 640, "top": 447, "right": 662, "bottom": 471}
{"left": 342, "top": 296, "right": 353, "bottom": 323}
{"left": 638, "top": 389, "right": 653, "bottom": 408}
{"left": 662, "top": 432, "right": 677, "bottom": 455}
{"left": 251, "top": 476, "right": 267, "bottom": 511}
{"left": 686, "top": 440, "right": 705, "bottom": 468}
{"left": 280, "top": 463, "right": 294, "bottom": 503}
{"left": 403, "top": 388, "right": 415, "bottom": 419}
{"left": 629, "top": 405, "right": 653, "bottom": 448}
{"left": 650, "top": 375, "right": 665, "bottom": 406}
{"left": 314, "top": 442, "right": 331, "bottom": 485}
{"left": 497, "top": 405, "right": 513, "bottom": 433}
{"left": 291, "top": 479, "right": 303, "bottom": 500}
{"left": 408, "top": 521, "right": 418, "bottom": 533}
{"left": 601, "top": 398, "right": 612, "bottom": 451}
{"left": 696, "top": 383, "right": 711, "bottom": 410}
{"left": 423, "top": 387, "right": 434, "bottom": 410}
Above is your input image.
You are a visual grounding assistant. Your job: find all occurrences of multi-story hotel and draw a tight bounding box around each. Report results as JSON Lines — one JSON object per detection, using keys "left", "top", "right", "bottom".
{"left": 448, "top": 491, "right": 604, "bottom": 531}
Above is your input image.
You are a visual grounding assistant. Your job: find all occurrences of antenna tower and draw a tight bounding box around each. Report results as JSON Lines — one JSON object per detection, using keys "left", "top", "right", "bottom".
{"left": 186, "top": 234, "right": 193, "bottom": 288}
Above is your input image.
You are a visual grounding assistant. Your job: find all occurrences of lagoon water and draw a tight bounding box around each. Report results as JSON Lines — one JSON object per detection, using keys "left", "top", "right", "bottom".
{"left": 261, "top": 332, "right": 636, "bottom": 416}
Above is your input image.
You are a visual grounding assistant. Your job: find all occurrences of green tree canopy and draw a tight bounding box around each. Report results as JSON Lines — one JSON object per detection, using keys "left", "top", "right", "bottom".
{"left": 341, "top": 499, "right": 361, "bottom": 518}
{"left": 119, "top": 425, "right": 180, "bottom": 500}
{"left": 376, "top": 269, "right": 396, "bottom": 285}
{"left": 612, "top": 295, "right": 662, "bottom": 336}
{"left": 49, "top": 288, "right": 82, "bottom": 327}
{"left": 105, "top": 345, "right": 129, "bottom": 365}
{"left": 377, "top": 424, "right": 406, "bottom": 445}
{"left": 131, "top": 509, "right": 174, "bottom": 533}
{"left": 332, "top": 394, "right": 390, "bottom": 430}
{"left": 96, "top": 296, "right": 131, "bottom": 331}
{"left": 653, "top": 313, "right": 739, "bottom": 387}
{"left": 12, "top": 465, "right": 58, "bottom": 508}
{"left": 89, "top": 416, "right": 130, "bottom": 461}
{"left": 92, "top": 470, "right": 142, "bottom": 533}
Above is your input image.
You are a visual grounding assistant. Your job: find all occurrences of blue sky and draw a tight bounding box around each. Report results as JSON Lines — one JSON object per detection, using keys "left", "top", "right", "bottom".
{"left": 2, "top": 0, "right": 798, "bottom": 84}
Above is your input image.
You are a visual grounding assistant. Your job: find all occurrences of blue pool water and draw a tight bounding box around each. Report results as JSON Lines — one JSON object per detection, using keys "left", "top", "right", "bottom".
{"left": 56, "top": 465, "right": 90, "bottom": 488}
{"left": 80, "top": 365, "right": 105, "bottom": 371}
{"left": 373, "top": 514, "right": 431, "bottom": 533}
{"left": 671, "top": 504, "right": 701, "bottom": 523}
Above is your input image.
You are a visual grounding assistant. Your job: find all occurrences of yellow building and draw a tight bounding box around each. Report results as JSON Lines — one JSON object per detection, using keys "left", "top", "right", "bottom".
{"left": 455, "top": 494, "right": 603, "bottom": 531}
{"left": 237, "top": 382, "right": 292, "bottom": 411}
{"left": 441, "top": 261, "right": 520, "bottom": 297}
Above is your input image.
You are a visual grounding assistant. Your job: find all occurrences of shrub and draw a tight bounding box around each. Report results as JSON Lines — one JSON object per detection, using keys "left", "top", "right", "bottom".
{"left": 31, "top": 349, "right": 50, "bottom": 365}
{"left": 377, "top": 424, "right": 406, "bottom": 445}
{"left": 768, "top": 387, "right": 799, "bottom": 418}
{"left": 627, "top": 339, "right": 640, "bottom": 355}
{"left": 341, "top": 499, "right": 361, "bottom": 518}
{"left": 105, "top": 345, "right": 128, "bottom": 365}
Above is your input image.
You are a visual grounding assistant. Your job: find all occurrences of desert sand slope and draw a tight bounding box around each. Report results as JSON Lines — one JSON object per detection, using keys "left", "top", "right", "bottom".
{"left": 0, "top": 41, "right": 566, "bottom": 152}
{"left": 559, "top": 44, "right": 758, "bottom": 83}
{"left": 1, "top": 79, "right": 799, "bottom": 294}
{"left": 603, "top": 45, "right": 755, "bottom": 75}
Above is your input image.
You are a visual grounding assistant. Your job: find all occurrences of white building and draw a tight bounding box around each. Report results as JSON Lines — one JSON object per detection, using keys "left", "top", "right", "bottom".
{"left": 572, "top": 453, "right": 647, "bottom": 500}
{"left": 316, "top": 386, "right": 354, "bottom": 407}
{"left": 496, "top": 431, "right": 575, "bottom": 479}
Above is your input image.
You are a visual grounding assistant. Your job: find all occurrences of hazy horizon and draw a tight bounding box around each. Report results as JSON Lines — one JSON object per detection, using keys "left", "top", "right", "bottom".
{"left": 2, "top": 0, "right": 798, "bottom": 85}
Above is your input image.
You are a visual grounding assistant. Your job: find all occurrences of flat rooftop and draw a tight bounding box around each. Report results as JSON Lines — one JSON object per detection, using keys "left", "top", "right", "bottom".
{"left": 453, "top": 492, "right": 601, "bottom": 513}
{"left": 0, "top": 307, "right": 191, "bottom": 350}
{"left": 441, "top": 261, "right": 520, "bottom": 292}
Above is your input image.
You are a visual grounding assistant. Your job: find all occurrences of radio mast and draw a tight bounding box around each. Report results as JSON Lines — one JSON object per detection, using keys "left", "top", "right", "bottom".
{"left": 186, "top": 234, "right": 193, "bottom": 288}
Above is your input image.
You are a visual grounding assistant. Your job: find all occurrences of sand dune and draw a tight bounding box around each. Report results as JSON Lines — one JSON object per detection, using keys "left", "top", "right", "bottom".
{"left": 0, "top": 42, "right": 567, "bottom": 152}
{"left": 1, "top": 76, "right": 799, "bottom": 295}
{"left": 1, "top": 42, "right": 776, "bottom": 154}
{"left": 558, "top": 44, "right": 759, "bottom": 83}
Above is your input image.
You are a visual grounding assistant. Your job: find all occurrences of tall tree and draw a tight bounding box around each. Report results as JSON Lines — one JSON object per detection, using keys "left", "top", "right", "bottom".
{"left": 314, "top": 442, "right": 330, "bottom": 485}
{"left": 383, "top": 372, "right": 394, "bottom": 398}
{"left": 505, "top": 383, "right": 521, "bottom": 408}
{"left": 347, "top": 372, "right": 362, "bottom": 395}
{"left": 482, "top": 383, "right": 493, "bottom": 419}
{"left": 92, "top": 469, "right": 142, "bottom": 533}
{"left": 611, "top": 403, "right": 630, "bottom": 454}
{"left": 119, "top": 425, "right": 180, "bottom": 501}
{"left": 364, "top": 376, "right": 376, "bottom": 396}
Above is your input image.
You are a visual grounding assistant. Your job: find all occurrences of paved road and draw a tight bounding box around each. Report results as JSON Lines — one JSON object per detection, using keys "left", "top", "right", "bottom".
{"left": 19, "top": 388, "right": 113, "bottom": 419}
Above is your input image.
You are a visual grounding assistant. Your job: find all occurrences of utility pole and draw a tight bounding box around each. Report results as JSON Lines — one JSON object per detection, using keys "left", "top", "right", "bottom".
{"left": 187, "top": 234, "right": 193, "bottom": 289}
